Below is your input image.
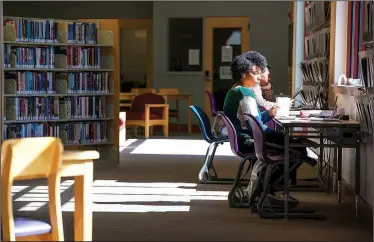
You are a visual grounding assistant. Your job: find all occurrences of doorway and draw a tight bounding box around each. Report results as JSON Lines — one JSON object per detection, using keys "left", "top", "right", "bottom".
{"left": 204, "top": 17, "right": 250, "bottom": 117}
{"left": 119, "top": 19, "right": 153, "bottom": 92}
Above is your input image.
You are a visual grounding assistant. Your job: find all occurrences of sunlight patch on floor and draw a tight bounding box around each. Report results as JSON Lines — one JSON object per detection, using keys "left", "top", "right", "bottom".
{"left": 122, "top": 139, "right": 235, "bottom": 156}
{"left": 14, "top": 180, "right": 229, "bottom": 213}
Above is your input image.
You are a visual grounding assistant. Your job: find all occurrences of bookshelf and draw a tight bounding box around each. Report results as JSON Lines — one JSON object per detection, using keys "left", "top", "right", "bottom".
{"left": 300, "top": 1, "right": 331, "bottom": 109}
{"left": 2, "top": 16, "right": 119, "bottom": 159}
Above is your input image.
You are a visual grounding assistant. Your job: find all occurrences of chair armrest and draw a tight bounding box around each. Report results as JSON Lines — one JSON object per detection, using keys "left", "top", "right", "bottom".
{"left": 144, "top": 104, "right": 169, "bottom": 121}
{"left": 145, "top": 104, "right": 169, "bottom": 108}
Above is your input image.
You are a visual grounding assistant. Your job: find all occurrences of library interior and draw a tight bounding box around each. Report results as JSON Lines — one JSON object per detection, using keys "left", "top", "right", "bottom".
{"left": 1, "top": 1, "right": 374, "bottom": 241}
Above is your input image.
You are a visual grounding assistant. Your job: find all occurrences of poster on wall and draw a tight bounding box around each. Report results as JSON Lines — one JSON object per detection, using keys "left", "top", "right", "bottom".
{"left": 220, "top": 66, "right": 231, "bottom": 79}
{"left": 188, "top": 49, "right": 200, "bottom": 65}
{"left": 221, "top": 46, "right": 233, "bottom": 62}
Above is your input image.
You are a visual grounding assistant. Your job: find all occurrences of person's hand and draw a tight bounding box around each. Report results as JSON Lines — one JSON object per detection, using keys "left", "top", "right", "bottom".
{"left": 269, "top": 106, "right": 278, "bottom": 117}
{"left": 260, "top": 79, "right": 268, "bottom": 86}
{"left": 290, "top": 99, "right": 295, "bottom": 108}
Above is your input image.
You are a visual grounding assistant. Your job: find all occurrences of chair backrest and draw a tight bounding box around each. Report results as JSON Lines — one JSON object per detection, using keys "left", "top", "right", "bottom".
{"left": 188, "top": 105, "right": 215, "bottom": 142}
{"left": 159, "top": 88, "right": 179, "bottom": 95}
{"left": 259, "top": 106, "right": 275, "bottom": 129}
{"left": 1, "top": 137, "right": 64, "bottom": 240}
{"left": 218, "top": 112, "right": 246, "bottom": 158}
{"left": 131, "top": 88, "right": 156, "bottom": 94}
{"left": 131, "top": 93, "right": 165, "bottom": 116}
{"left": 245, "top": 114, "right": 270, "bottom": 163}
{"left": 205, "top": 91, "right": 218, "bottom": 116}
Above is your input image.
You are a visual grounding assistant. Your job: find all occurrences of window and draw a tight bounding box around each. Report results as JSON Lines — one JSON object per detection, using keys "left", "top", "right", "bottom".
{"left": 346, "top": 1, "right": 369, "bottom": 79}
{"left": 168, "top": 18, "right": 203, "bottom": 72}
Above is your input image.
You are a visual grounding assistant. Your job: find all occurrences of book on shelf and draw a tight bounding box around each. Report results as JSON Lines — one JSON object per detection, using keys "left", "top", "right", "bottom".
{"left": 2, "top": 16, "right": 116, "bottom": 147}
{"left": 4, "top": 121, "right": 110, "bottom": 145}
{"left": 305, "top": 1, "right": 331, "bottom": 31}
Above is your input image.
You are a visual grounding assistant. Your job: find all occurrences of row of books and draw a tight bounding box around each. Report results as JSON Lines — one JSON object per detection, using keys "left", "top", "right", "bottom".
{"left": 305, "top": 28, "right": 330, "bottom": 59}
{"left": 4, "top": 18, "right": 59, "bottom": 43}
{"left": 67, "top": 22, "right": 98, "bottom": 45}
{"left": 6, "top": 71, "right": 55, "bottom": 94}
{"left": 5, "top": 96, "right": 107, "bottom": 121}
{"left": 8, "top": 46, "right": 55, "bottom": 68}
{"left": 359, "top": 50, "right": 374, "bottom": 91}
{"left": 4, "top": 45, "right": 103, "bottom": 69}
{"left": 305, "top": 1, "right": 331, "bottom": 30}
{"left": 66, "top": 72, "right": 110, "bottom": 94}
{"left": 3, "top": 18, "right": 99, "bottom": 44}
{"left": 4, "top": 71, "right": 111, "bottom": 94}
{"left": 59, "top": 46, "right": 101, "bottom": 68}
{"left": 60, "top": 96, "right": 107, "bottom": 119}
{"left": 3, "top": 121, "right": 109, "bottom": 144}
{"left": 300, "top": 57, "right": 329, "bottom": 87}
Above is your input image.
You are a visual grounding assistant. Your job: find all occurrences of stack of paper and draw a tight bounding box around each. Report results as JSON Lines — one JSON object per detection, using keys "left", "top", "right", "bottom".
{"left": 276, "top": 97, "right": 291, "bottom": 117}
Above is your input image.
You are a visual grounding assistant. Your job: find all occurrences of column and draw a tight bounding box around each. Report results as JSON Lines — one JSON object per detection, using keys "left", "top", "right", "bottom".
{"left": 291, "top": 0, "right": 304, "bottom": 97}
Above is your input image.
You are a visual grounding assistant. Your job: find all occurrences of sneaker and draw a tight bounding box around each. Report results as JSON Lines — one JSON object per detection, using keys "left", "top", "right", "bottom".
{"left": 266, "top": 194, "right": 299, "bottom": 209}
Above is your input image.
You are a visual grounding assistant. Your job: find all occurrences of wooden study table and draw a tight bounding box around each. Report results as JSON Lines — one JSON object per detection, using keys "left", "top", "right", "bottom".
{"left": 120, "top": 92, "right": 193, "bottom": 135}
{"left": 60, "top": 150, "right": 99, "bottom": 241}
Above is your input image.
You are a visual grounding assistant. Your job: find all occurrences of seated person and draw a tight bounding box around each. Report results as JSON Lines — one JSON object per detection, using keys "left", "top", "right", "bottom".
{"left": 249, "top": 65, "right": 276, "bottom": 110}
{"left": 223, "top": 51, "right": 307, "bottom": 204}
{"left": 216, "top": 66, "right": 275, "bottom": 136}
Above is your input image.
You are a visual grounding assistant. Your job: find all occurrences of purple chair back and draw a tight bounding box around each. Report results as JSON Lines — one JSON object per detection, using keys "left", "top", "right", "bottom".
{"left": 259, "top": 106, "right": 275, "bottom": 129}
{"left": 131, "top": 93, "right": 165, "bottom": 117}
{"left": 218, "top": 112, "right": 247, "bottom": 158}
{"left": 245, "top": 113, "right": 273, "bottom": 164}
{"left": 205, "top": 91, "right": 218, "bottom": 116}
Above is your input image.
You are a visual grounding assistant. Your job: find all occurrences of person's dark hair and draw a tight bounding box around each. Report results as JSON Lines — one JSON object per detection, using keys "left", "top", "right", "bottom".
{"left": 267, "top": 65, "right": 271, "bottom": 70}
{"left": 230, "top": 51, "right": 268, "bottom": 82}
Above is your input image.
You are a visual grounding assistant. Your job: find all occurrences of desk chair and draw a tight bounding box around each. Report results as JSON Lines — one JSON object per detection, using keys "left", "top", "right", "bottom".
{"left": 205, "top": 91, "right": 221, "bottom": 136}
{"left": 218, "top": 112, "right": 258, "bottom": 208}
{"left": 246, "top": 114, "right": 326, "bottom": 220}
{"left": 189, "top": 105, "right": 233, "bottom": 184}
{"left": 1, "top": 137, "right": 65, "bottom": 241}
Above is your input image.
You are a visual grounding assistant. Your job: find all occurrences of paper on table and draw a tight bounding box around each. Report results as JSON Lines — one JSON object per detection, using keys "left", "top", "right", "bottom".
{"left": 276, "top": 97, "right": 291, "bottom": 117}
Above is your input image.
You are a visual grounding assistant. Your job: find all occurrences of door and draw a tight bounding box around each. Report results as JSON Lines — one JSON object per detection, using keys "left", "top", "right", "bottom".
{"left": 204, "top": 17, "right": 250, "bottom": 117}
{"left": 120, "top": 19, "right": 153, "bottom": 91}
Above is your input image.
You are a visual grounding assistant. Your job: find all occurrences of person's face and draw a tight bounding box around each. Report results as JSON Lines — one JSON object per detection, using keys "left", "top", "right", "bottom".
{"left": 243, "top": 65, "right": 262, "bottom": 86}
{"left": 260, "top": 69, "right": 270, "bottom": 85}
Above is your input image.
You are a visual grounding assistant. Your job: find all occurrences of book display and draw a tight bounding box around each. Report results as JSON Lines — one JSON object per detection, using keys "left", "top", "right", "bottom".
{"left": 299, "top": 1, "right": 331, "bottom": 109}
{"left": 2, "top": 16, "right": 117, "bottom": 150}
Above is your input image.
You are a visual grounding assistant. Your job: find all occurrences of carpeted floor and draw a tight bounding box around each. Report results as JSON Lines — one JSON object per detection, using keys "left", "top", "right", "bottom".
{"left": 12, "top": 136, "right": 373, "bottom": 241}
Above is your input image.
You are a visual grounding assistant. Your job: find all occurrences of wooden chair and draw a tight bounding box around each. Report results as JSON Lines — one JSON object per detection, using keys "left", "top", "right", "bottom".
{"left": 1, "top": 137, "right": 65, "bottom": 241}
{"left": 131, "top": 88, "right": 156, "bottom": 94}
{"left": 126, "top": 93, "right": 169, "bottom": 138}
{"left": 159, "top": 88, "right": 180, "bottom": 133}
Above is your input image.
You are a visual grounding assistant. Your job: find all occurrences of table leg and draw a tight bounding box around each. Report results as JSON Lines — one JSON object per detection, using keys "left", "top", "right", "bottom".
{"left": 74, "top": 162, "right": 94, "bottom": 241}
{"left": 284, "top": 126, "right": 290, "bottom": 220}
{"left": 187, "top": 97, "right": 192, "bottom": 135}
{"left": 337, "top": 140, "right": 343, "bottom": 203}
{"left": 355, "top": 131, "right": 361, "bottom": 222}
{"left": 332, "top": 147, "right": 337, "bottom": 194}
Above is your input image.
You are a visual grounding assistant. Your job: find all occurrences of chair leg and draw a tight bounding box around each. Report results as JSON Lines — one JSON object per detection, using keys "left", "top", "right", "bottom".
{"left": 257, "top": 163, "right": 326, "bottom": 220}
{"left": 228, "top": 157, "right": 256, "bottom": 208}
{"left": 199, "top": 142, "right": 235, "bottom": 184}
{"left": 163, "top": 124, "right": 169, "bottom": 137}
{"left": 133, "top": 126, "right": 138, "bottom": 137}
{"left": 145, "top": 125, "right": 150, "bottom": 138}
